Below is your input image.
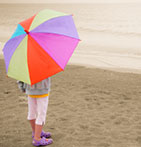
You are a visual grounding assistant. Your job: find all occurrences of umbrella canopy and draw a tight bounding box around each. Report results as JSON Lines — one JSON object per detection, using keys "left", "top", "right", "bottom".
{"left": 3, "top": 9, "right": 80, "bottom": 85}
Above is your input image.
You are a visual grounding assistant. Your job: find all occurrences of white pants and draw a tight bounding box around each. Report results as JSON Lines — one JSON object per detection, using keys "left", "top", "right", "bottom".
{"left": 27, "top": 96, "right": 49, "bottom": 125}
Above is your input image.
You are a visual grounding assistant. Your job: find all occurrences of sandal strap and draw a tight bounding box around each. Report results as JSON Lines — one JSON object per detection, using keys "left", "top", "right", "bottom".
{"left": 41, "top": 131, "right": 51, "bottom": 138}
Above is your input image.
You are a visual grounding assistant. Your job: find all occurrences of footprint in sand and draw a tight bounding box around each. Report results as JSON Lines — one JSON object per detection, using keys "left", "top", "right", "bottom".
{"left": 3, "top": 91, "right": 11, "bottom": 94}
{"left": 97, "top": 142, "right": 110, "bottom": 147}
{"left": 136, "top": 136, "right": 141, "bottom": 145}
{"left": 19, "top": 96, "right": 27, "bottom": 106}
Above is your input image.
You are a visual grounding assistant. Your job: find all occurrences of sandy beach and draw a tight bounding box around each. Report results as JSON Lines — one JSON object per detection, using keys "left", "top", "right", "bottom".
{"left": 0, "top": 59, "right": 141, "bottom": 147}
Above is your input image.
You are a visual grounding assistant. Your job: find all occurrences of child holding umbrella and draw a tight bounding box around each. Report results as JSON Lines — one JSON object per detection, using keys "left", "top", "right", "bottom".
{"left": 18, "top": 78, "right": 53, "bottom": 146}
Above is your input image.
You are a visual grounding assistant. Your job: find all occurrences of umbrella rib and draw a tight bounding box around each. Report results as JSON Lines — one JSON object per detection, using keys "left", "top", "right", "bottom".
{"left": 29, "top": 14, "right": 71, "bottom": 31}
{"left": 28, "top": 34, "right": 64, "bottom": 70}
{"left": 29, "top": 32, "right": 80, "bottom": 40}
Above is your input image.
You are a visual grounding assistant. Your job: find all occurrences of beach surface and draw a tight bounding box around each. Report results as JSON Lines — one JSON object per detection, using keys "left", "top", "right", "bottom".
{"left": 0, "top": 59, "right": 141, "bottom": 147}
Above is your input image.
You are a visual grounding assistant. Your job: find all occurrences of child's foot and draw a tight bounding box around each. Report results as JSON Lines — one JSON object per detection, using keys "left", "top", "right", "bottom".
{"left": 32, "top": 131, "right": 51, "bottom": 138}
{"left": 41, "top": 131, "right": 51, "bottom": 138}
{"left": 32, "top": 137, "right": 53, "bottom": 146}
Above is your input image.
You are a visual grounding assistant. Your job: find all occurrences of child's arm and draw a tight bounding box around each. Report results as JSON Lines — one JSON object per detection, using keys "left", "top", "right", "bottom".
{"left": 17, "top": 81, "right": 26, "bottom": 92}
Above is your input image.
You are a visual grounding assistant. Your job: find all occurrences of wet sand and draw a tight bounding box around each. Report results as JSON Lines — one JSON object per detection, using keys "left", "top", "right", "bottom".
{"left": 0, "top": 59, "right": 141, "bottom": 147}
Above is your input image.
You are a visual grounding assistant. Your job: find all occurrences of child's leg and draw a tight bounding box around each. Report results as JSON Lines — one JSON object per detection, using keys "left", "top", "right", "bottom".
{"left": 30, "top": 119, "right": 36, "bottom": 133}
{"left": 34, "top": 96, "right": 49, "bottom": 140}
{"left": 27, "top": 96, "right": 37, "bottom": 133}
{"left": 34, "top": 124, "right": 43, "bottom": 140}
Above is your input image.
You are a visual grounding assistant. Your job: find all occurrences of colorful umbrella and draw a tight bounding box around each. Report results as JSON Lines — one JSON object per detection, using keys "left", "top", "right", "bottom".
{"left": 3, "top": 9, "right": 80, "bottom": 85}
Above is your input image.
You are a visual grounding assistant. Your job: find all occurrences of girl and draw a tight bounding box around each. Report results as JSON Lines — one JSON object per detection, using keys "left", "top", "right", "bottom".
{"left": 18, "top": 78, "right": 53, "bottom": 146}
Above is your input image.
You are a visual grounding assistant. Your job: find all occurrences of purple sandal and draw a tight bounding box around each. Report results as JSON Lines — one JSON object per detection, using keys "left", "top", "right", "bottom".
{"left": 32, "top": 131, "right": 51, "bottom": 138}
{"left": 32, "top": 137, "right": 53, "bottom": 146}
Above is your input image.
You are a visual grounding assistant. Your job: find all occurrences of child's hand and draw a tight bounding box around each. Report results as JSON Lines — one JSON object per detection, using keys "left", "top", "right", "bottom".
{"left": 17, "top": 81, "right": 26, "bottom": 93}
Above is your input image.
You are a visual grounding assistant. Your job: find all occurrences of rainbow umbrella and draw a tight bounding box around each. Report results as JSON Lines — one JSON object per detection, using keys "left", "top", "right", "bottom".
{"left": 3, "top": 9, "right": 80, "bottom": 85}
